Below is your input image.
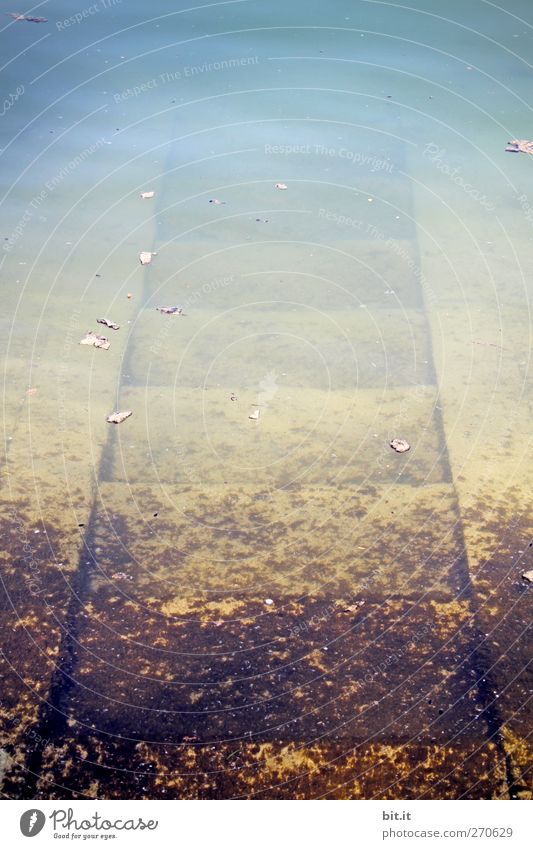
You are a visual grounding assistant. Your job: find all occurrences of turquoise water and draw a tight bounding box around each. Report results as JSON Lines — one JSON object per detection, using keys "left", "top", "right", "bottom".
{"left": 0, "top": 0, "right": 531, "bottom": 799}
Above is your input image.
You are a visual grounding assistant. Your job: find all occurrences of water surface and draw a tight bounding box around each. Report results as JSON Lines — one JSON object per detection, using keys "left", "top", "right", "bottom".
{"left": 0, "top": 0, "right": 531, "bottom": 799}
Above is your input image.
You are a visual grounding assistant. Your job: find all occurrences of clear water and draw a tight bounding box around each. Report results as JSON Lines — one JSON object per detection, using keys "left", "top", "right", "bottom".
{"left": 0, "top": 0, "right": 531, "bottom": 799}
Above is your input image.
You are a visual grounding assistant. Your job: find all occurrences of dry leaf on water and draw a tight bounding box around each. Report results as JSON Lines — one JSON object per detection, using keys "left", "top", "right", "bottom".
{"left": 80, "top": 331, "right": 110, "bottom": 350}
{"left": 106, "top": 410, "right": 132, "bottom": 424}
{"left": 505, "top": 139, "right": 533, "bottom": 155}
{"left": 97, "top": 318, "right": 120, "bottom": 330}
{"left": 139, "top": 251, "right": 155, "bottom": 265}
{"left": 390, "top": 438, "right": 410, "bottom": 453}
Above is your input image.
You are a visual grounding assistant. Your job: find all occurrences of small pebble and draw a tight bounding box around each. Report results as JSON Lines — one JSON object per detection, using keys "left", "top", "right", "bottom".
{"left": 264, "top": 598, "right": 274, "bottom": 605}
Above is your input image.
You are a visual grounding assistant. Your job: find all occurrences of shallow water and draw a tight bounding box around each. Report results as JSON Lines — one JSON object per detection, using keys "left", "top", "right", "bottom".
{"left": 0, "top": 0, "right": 532, "bottom": 799}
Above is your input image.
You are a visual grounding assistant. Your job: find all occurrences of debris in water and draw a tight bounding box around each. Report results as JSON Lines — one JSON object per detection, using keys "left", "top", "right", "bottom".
{"left": 472, "top": 339, "right": 509, "bottom": 351}
{"left": 505, "top": 139, "right": 533, "bottom": 155}
{"left": 127, "top": 293, "right": 133, "bottom": 299}
{"left": 249, "top": 409, "right": 260, "bottom": 420}
{"left": 97, "top": 318, "right": 120, "bottom": 330}
{"left": 80, "top": 331, "right": 110, "bottom": 350}
{"left": 106, "top": 410, "right": 132, "bottom": 424}
{"left": 209, "top": 198, "right": 225, "bottom": 205}
{"left": 140, "top": 191, "right": 155, "bottom": 199}
{"left": 8, "top": 12, "right": 47, "bottom": 22}
{"left": 340, "top": 600, "right": 366, "bottom": 614}
{"left": 390, "top": 438, "right": 410, "bottom": 453}
{"left": 522, "top": 570, "right": 533, "bottom": 583}
{"left": 156, "top": 306, "right": 183, "bottom": 315}
{"left": 139, "top": 251, "right": 156, "bottom": 265}
{"left": 274, "top": 182, "right": 288, "bottom": 190}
